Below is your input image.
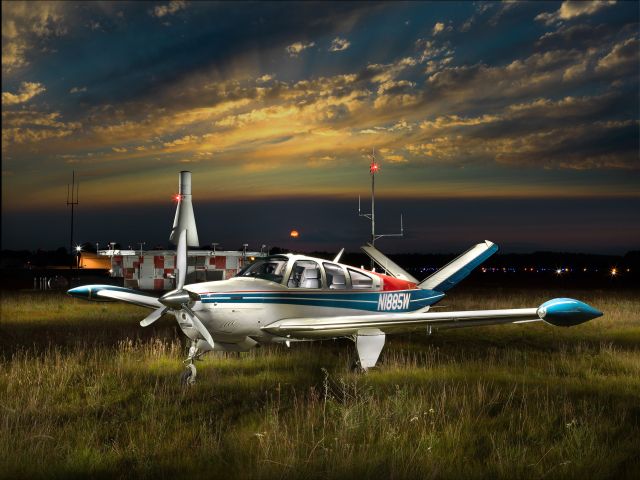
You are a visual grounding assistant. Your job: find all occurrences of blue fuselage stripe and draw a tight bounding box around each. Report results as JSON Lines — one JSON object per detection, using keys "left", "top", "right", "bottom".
{"left": 201, "top": 289, "right": 444, "bottom": 312}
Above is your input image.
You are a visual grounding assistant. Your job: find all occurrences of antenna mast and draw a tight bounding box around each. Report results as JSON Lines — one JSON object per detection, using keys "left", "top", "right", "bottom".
{"left": 66, "top": 171, "right": 79, "bottom": 273}
{"left": 358, "top": 148, "right": 404, "bottom": 247}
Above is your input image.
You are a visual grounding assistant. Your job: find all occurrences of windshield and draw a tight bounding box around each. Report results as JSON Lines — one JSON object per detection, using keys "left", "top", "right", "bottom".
{"left": 236, "top": 255, "right": 289, "bottom": 283}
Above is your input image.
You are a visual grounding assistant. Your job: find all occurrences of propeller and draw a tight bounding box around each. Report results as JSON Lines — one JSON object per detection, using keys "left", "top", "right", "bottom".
{"left": 139, "top": 229, "right": 214, "bottom": 348}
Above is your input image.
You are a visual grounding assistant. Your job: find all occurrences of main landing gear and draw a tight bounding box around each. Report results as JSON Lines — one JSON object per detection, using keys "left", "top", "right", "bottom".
{"left": 350, "top": 358, "right": 365, "bottom": 374}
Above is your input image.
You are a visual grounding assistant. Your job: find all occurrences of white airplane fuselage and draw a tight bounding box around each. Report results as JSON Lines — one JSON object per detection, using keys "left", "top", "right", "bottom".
{"left": 182, "top": 276, "right": 444, "bottom": 346}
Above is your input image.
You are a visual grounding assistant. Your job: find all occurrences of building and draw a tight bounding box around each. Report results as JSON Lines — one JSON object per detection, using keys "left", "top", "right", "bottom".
{"left": 99, "top": 248, "right": 265, "bottom": 290}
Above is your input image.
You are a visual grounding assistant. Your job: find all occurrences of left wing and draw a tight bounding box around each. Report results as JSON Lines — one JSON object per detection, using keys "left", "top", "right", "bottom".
{"left": 262, "top": 298, "right": 602, "bottom": 339}
{"left": 68, "top": 284, "right": 162, "bottom": 309}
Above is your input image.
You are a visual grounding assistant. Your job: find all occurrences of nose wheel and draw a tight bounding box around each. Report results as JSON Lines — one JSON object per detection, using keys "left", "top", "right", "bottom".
{"left": 180, "top": 340, "right": 201, "bottom": 386}
{"left": 181, "top": 363, "right": 197, "bottom": 385}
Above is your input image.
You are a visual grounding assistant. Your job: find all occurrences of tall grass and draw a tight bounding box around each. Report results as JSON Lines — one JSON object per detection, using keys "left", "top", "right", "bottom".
{"left": 0, "top": 289, "right": 638, "bottom": 479}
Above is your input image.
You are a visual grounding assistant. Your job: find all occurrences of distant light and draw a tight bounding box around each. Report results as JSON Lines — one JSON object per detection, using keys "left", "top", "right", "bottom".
{"left": 611, "top": 268, "right": 617, "bottom": 276}
{"left": 556, "top": 268, "right": 562, "bottom": 275}
{"left": 249, "top": 256, "right": 255, "bottom": 261}
{"left": 370, "top": 162, "right": 379, "bottom": 174}
{"left": 174, "top": 194, "right": 181, "bottom": 202}
{"left": 75, "top": 246, "right": 82, "bottom": 252}
{"left": 290, "top": 230, "right": 299, "bottom": 238}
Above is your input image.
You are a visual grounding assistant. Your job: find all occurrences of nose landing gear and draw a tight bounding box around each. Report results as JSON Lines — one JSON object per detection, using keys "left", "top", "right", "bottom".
{"left": 180, "top": 340, "right": 202, "bottom": 386}
{"left": 181, "top": 363, "right": 197, "bottom": 385}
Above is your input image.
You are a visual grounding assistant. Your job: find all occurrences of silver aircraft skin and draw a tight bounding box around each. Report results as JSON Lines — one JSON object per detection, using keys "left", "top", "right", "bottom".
{"left": 69, "top": 230, "right": 603, "bottom": 383}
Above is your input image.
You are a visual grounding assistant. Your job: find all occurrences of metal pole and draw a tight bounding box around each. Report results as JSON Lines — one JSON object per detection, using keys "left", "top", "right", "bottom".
{"left": 69, "top": 171, "right": 74, "bottom": 271}
{"left": 66, "top": 171, "right": 80, "bottom": 281}
{"left": 371, "top": 167, "right": 375, "bottom": 246}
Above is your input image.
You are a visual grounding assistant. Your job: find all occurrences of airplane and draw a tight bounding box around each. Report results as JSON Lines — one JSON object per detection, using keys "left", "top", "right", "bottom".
{"left": 68, "top": 230, "right": 603, "bottom": 384}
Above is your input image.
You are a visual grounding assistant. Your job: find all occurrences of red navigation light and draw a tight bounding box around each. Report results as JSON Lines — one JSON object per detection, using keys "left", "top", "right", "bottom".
{"left": 173, "top": 194, "right": 181, "bottom": 202}
{"left": 370, "top": 162, "right": 379, "bottom": 174}
{"left": 290, "top": 230, "right": 299, "bottom": 238}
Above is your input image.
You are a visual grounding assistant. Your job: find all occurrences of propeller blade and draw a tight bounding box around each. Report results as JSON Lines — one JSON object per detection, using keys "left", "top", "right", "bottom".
{"left": 140, "top": 307, "right": 167, "bottom": 327}
{"left": 183, "top": 305, "right": 215, "bottom": 348}
{"left": 176, "top": 229, "right": 187, "bottom": 289}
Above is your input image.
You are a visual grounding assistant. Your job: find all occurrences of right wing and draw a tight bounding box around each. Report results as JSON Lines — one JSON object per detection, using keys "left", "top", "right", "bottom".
{"left": 262, "top": 298, "right": 602, "bottom": 339}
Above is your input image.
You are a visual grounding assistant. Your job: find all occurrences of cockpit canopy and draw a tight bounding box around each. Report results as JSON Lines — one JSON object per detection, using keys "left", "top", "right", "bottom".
{"left": 236, "top": 255, "right": 378, "bottom": 290}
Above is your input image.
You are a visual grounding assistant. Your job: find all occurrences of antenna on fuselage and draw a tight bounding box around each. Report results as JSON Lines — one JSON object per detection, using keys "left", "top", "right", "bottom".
{"left": 357, "top": 148, "right": 404, "bottom": 269}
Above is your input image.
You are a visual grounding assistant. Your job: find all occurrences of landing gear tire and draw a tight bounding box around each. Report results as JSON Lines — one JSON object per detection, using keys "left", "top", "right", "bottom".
{"left": 181, "top": 363, "right": 197, "bottom": 386}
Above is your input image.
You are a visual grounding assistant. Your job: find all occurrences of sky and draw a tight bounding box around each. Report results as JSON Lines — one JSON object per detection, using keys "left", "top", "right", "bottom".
{"left": 1, "top": 1, "right": 639, "bottom": 254}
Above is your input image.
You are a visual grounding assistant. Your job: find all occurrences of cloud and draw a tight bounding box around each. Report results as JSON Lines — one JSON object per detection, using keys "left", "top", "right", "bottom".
{"left": 329, "top": 37, "right": 350, "bottom": 52}
{"left": 256, "top": 74, "right": 274, "bottom": 83}
{"left": 595, "top": 37, "right": 639, "bottom": 75}
{"left": 415, "top": 38, "right": 454, "bottom": 63}
{"left": 536, "top": 1, "right": 616, "bottom": 26}
{"left": 307, "top": 154, "right": 336, "bottom": 168}
{"left": 286, "top": 41, "right": 315, "bottom": 57}
{"left": 69, "top": 86, "right": 87, "bottom": 94}
{"left": 432, "top": 22, "right": 448, "bottom": 36}
{"left": 535, "top": 23, "right": 621, "bottom": 51}
{"left": 2, "top": 81, "right": 46, "bottom": 105}
{"left": 163, "top": 134, "right": 199, "bottom": 148}
{"left": 2, "top": 110, "right": 81, "bottom": 149}
{"left": 1, "top": 1, "right": 67, "bottom": 74}
{"left": 151, "top": 1, "right": 187, "bottom": 18}
{"left": 411, "top": 91, "right": 638, "bottom": 169}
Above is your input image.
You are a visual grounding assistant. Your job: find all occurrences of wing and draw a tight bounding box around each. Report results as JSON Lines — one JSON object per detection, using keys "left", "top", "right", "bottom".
{"left": 68, "top": 284, "right": 162, "bottom": 309}
{"left": 262, "top": 298, "right": 602, "bottom": 339}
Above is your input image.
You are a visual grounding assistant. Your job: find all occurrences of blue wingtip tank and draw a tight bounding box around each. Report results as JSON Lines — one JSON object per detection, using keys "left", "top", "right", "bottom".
{"left": 537, "top": 298, "right": 603, "bottom": 327}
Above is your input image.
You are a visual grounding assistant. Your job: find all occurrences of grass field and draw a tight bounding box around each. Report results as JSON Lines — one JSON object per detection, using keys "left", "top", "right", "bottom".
{"left": 1, "top": 287, "right": 639, "bottom": 479}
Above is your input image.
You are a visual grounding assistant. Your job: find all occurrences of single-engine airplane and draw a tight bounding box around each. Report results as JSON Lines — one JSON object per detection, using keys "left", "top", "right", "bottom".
{"left": 68, "top": 230, "right": 602, "bottom": 383}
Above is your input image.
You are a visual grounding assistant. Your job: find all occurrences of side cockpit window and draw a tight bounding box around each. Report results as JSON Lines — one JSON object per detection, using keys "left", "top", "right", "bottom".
{"left": 323, "top": 263, "right": 347, "bottom": 289}
{"left": 288, "top": 260, "right": 322, "bottom": 288}
{"left": 348, "top": 269, "right": 374, "bottom": 289}
{"left": 236, "top": 256, "right": 288, "bottom": 283}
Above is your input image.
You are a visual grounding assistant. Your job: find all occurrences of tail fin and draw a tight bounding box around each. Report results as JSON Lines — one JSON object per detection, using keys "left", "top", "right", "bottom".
{"left": 360, "top": 244, "right": 418, "bottom": 283}
{"left": 419, "top": 240, "right": 498, "bottom": 292}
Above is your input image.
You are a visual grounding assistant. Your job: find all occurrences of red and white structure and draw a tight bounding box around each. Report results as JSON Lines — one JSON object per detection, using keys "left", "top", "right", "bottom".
{"left": 102, "top": 248, "right": 264, "bottom": 290}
